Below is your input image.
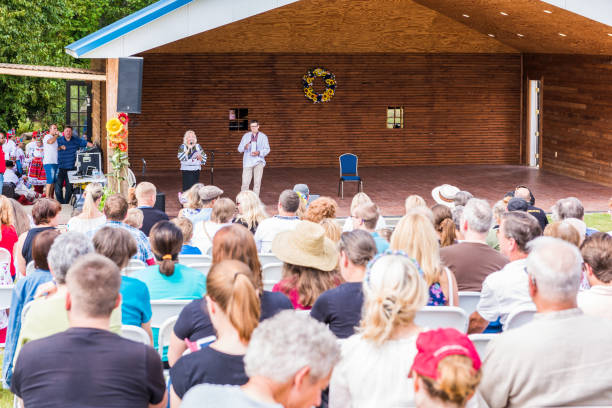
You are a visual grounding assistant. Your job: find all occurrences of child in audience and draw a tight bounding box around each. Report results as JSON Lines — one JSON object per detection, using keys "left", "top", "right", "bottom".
{"left": 171, "top": 217, "right": 202, "bottom": 255}
{"left": 169, "top": 260, "right": 259, "bottom": 407}
{"left": 3, "top": 161, "right": 19, "bottom": 197}
{"left": 124, "top": 208, "right": 143, "bottom": 229}
{"left": 410, "top": 328, "right": 482, "bottom": 408}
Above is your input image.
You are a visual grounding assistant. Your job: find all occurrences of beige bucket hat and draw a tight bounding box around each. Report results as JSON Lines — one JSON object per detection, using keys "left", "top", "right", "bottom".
{"left": 271, "top": 221, "right": 338, "bottom": 272}
{"left": 431, "top": 184, "right": 460, "bottom": 208}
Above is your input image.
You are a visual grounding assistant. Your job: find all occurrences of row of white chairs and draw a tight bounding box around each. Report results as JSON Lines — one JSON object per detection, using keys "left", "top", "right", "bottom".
{"left": 178, "top": 253, "right": 281, "bottom": 267}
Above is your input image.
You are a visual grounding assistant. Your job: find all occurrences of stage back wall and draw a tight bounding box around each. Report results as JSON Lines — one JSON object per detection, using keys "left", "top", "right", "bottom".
{"left": 127, "top": 53, "right": 521, "bottom": 170}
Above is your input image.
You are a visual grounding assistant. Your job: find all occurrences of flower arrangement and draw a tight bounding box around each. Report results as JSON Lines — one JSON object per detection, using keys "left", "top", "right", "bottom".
{"left": 106, "top": 113, "right": 130, "bottom": 193}
{"left": 302, "top": 68, "right": 336, "bottom": 103}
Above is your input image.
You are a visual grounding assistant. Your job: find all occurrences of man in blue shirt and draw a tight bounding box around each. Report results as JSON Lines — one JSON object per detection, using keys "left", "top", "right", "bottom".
{"left": 353, "top": 202, "right": 389, "bottom": 254}
{"left": 237, "top": 120, "right": 270, "bottom": 196}
{"left": 55, "top": 126, "right": 93, "bottom": 204}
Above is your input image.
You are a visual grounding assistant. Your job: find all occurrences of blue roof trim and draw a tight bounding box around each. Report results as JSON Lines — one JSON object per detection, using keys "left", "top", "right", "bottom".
{"left": 65, "top": 0, "right": 193, "bottom": 58}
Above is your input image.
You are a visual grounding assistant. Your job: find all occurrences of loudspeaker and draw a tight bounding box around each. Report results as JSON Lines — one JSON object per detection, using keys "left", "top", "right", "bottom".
{"left": 117, "top": 57, "right": 143, "bottom": 113}
{"left": 154, "top": 192, "right": 166, "bottom": 213}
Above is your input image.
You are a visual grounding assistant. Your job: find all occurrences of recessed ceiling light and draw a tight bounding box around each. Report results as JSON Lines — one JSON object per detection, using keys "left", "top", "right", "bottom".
{"left": 559, "top": 33, "right": 567, "bottom": 37}
{"left": 488, "top": 33, "right": 495, "bottom": 37}
{"left": 543, "top": 9, "right": 552, "bottom": 14}
{"left": 500, "top": 11, "right": 508, "bottom": 16}
{"left": 517, "top": 33, "right": 524, "bottom": 37}
{"left": 462, "top": 14, "right": 470, "bottom": 18}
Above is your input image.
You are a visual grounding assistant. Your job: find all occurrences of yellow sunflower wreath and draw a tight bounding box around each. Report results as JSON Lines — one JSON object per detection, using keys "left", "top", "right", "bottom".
{"left": 302, "top": 68, "right": 336, "bottom": 103}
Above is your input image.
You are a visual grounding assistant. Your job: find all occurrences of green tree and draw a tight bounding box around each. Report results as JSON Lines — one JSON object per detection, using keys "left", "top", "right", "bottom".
{"left": 0, "top": 0, "right": 155, "bottom": 131}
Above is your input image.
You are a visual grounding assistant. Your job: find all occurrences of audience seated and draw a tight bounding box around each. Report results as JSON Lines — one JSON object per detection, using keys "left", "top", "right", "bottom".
{"left": 90, "top": 194, "right": 155, "bottom": 265}
{"left": 194, "top": 185, "right": 224, "bottom": 223}
{"left": 15, "top": 198, "right": 61, "bottom": 276}
{"left": 303, "top": 196, "right": 338, "bottom": 224}
{"left": 178, "top": 183, "right": 205, "bottom": 220}
{"left": 506, "top": 197, "right": 528, "bottom": 212}
{"left": 514, "top": 186, "right": 548, "bottom": 230}
{"left": 440, "top": 199, "right": 508, "bottom": 292}
{"left": 182, "top": 310, "right": 341, "bottom": 408}
{"left": 543, "top": 220, "right": 580, "bottom": 247}
{"left": 431, "top": 204, "right": 456, "bottom": 248}
{"left": 391, "top": 211, "right": 458, "bottom": 306}
{"left": 124, "top": 208, "right": 143, "bottom": 229}
{"left": 272, "top": 221, "right": 339, "bottom": 310}
{"left": 3, "top": 229, "right": 59, "bottom": 386}
{"left": 431, "top": 184, "right": 460, "bottom": 208}
{"left": 93, "top": 227, "right": 153, "bottom": 343}
{"left": 170, "top": 260, "right": 259, "bottom": 406}
{"left": 410, "top": 328, "right": 481, "bottom": 408}
{"left": 564, "top": 217, "right": 587, "bottom": 245}
{"left": 311, "top": 230, "right": 376, "bottom": 338}
{"left": 10, "top": 254, "right": 167, "bottom": 407}
{"left": 168, "top": 224, "right": 292, "bottom": 366}
{"left": 254, "top": 190, "right": 300, "bottom": 252}
{"left": 192, "top": 197, "right": 235, "bottom": 254}
{"left": 293, "top": 183, "right": 319, "bottom": 207}
{"left": 485, "top": 199, "right": 506, "bottom": 250}
{"left": 453, "top": 190, "right": 473, "bottom": 207}
{"left": 8, "top": 198, "right": 31, "bottom": 237}
{"left": 133, "top": 221, "right": 206, "bottom": 300}
{"left": 67, "top": 183, "right": 106, "bottom": 234}
{"left": 468, "top": 211, "right": 542, "bottom": 333}
{"left": 15, "top": 232, "right": 121, "bottom": 359}
{"left": 320, "top": 217, "right": 342, "bottom": 243}
{"left": 171, "top": 217, "right": 201, "bottom": 255}
{"left": 233, "top": 190, "right": 267, "bottom": 234}
{"left": 329, "top": 254, "right": 428, "bottom": 407}
{"left": 578, "top": 233, "right": 612, "bottom": 319}
{"left": 404, "top": 194, "right": 427, "bottom": 213}
{"left": 552, "top": 197, "right": 598, "bottom": 236}
{"left": 135, "top": 182, "right": 169, "bottom": 236}
{"left": 451, "top": 205, "right": 464, "bottom": 241}
{"left": 477, "top": 237, "right": 612, "bottom": 406}
{"left": 342, "top": 192, "right": 386, "bottom": 232}
{"left": 352, "top": 203, "right": 388, "bottom": 254}
{"left": 0, "top": 196, "right": 19, "bottom": 280}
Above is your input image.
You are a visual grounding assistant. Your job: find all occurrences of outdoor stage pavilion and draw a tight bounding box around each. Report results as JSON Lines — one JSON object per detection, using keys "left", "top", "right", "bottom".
{"left": 64, "top": 0, "right": 612, "bottom": 216}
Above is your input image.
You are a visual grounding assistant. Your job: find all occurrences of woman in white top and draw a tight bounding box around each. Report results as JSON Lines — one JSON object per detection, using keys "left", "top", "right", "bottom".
{"left": 67, "top": 183, "right": 106, "bottom": 234}
{"left": 342, "top": 192, "right": 386, "bottom": 232}
{"left": 177, "top": 130, "right": 207, "bottom": 192}
{"left": 329, "top": 253, "right": 428, "bottom": 407}
{"left": 192, "top": 198, "right": 235, "bottom": 255}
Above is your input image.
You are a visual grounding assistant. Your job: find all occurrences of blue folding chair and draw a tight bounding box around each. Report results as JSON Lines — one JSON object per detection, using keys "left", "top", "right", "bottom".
{"left": 338, "top": 153, "right": 363, "bottom": 199}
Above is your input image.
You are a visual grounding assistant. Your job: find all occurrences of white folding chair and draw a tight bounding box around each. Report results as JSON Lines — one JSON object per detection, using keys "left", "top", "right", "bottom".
{"left": 26, "top": 260, "right": 36, "bottom": 276}
{"left": 0, "top": 285, "right": 14, "bottom": 309}
{"left": 127, "top": 259, "right": 146, "bottom": 269}
{"left": 259, "top": 253, "right": 281, "bottom": 267}
{"left": 468, "top": 333, "right": 498, "bottom": 358}
{"left": 188, "top": 263, "right": 211, "bottom": 277}
{"left": 178, "top": 254, "right": 212, "bottom": 267}
{"left": 458, "top": 291, "right": 481, "bottom": 317}
{"left": 158, "top": 316, "right": 178, "bottom": 356}
{"left": 120, "top": 325, "right": 151, "bottom": 345}
{"left": 505, "top": 306, "right": 536, "bottom": 330}
{"left": 414, "top": 306, "right": 468, "bottom": 333}
{"left": 262, "top": 263, "right": 283, "bottom": 291}
{"left": 150, "top": 300, "right": 190, "bottom": 328}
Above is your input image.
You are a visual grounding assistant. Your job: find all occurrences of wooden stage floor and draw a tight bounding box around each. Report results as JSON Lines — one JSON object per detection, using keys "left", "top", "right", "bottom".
{"left": 140, "top": 165, "right": 612, "bottom": 217}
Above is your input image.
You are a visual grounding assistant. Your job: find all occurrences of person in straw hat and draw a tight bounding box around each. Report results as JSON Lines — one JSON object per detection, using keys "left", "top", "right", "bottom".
{"left": 431, "top": 184, "right": 460, "bottom": 209}
{"left": 271, "top": 221, "right": 339, "bottom": 310}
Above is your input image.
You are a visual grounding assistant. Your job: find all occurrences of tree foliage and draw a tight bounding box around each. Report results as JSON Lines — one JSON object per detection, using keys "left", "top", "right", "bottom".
{"left": 0, "top": 0, "right": 155, "bottom": 131}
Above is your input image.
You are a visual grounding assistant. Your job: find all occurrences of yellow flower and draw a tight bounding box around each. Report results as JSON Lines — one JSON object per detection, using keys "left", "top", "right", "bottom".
{"left": 106, "top": 118, "right": 124, "bottom": 135}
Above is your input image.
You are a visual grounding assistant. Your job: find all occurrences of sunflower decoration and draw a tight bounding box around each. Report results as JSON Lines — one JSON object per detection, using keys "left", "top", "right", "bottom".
{"left": 105, "top": 113, "right": 130, "bottom": 193}
{"left": 302, "top": 67, "right": 336, "bottom": 103}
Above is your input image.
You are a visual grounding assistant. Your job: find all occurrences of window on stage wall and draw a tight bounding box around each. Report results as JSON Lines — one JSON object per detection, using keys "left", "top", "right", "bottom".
{"left": 387, "top": 107, "right": 403, "bottom": 129}
{"left": 229, "top": 108, "right": 249, "bottom": 131}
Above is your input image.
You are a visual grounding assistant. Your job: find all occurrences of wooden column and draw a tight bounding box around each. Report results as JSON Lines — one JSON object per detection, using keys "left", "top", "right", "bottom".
{"left": 105, "top": 58, "right": 128, "bottom": 195}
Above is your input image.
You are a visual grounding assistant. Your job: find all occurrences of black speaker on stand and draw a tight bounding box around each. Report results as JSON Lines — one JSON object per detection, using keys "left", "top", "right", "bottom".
{"left": 154, "top": 193, "right": 166, "bottom": 213}
{"left": 117, "top": 57, "right": 143, "bottom": 113}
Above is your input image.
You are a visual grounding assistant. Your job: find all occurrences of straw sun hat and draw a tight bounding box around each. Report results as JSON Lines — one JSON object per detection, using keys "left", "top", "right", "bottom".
{"left": 431, "top": 184, "right": 460, "bottom": 208}
{"left": 271, "top": 221, "right": 338, "bottom": 272}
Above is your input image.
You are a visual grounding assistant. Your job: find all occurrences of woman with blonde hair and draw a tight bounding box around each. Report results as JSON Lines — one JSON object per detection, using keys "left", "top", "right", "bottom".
{"left": 67, "top": 183, "right": 106, "bottom": 234}
{"left": 390, "top": 211, "right": 458, "bottom": 306}
{"left": 342, "top": 192, "right": 386, "bottom": 232}
{"left": 178, "top": 183, "right": 204, "bottom": 221}
{"left": 192, "top": 198, "right": 235, "bottom": 254}
{"left": 320, "top": 218, "right": 342, "bottom": 243}
{"left": 177, "top": 130, "right": 207, "bottom": 191}
{"left": 169, "top": 260, "right": 259, "bottom": 407}
{"left": 329, "top": 253, "right": 429, "bottom": 407}
{"left": 405, "top": 194, "right": 427, "bottom": 213}
{"left": 432, "top": 204, "right": 456, "bottom": 247}
{"left": 233, "top": 190, "right": 267, "bottom": 233}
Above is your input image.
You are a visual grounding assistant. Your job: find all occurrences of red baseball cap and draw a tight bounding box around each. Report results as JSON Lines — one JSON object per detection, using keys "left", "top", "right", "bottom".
{"left": 410, "top": 328, "right": 481, "bottom": 379}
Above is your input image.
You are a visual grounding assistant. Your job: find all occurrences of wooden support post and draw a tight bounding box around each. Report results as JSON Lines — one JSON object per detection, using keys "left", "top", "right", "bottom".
{"left": 105, "top": 58, "right": 129, "bottom": 195}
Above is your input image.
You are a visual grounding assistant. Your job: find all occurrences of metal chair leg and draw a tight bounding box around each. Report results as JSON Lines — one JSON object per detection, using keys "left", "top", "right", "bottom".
{"left": 341, "top": 181, "right": 344, "bottom": 199}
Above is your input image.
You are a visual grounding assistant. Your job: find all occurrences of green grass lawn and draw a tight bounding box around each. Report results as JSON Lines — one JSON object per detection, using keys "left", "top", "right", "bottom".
{"left": 584, "top": 213, "right": 612, "bottom": 233}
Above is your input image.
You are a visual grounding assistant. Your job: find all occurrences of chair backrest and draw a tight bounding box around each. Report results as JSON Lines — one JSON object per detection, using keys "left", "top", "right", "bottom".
{"left": 121, "top": 266, "right": 144, "bottom": 277}
{"left": 414, "top": 306, "right": 468, "bottom": 333}
{"left": 120, "top": 325, "right": 151, "bottom": 345}
{"left": 26, "top": 260, "right": 36, "bottom": 276}
{"left": 0, "top": 247, "right": 11, "bottom": 265}
{"left": 127, "top": 168, "right": 137, "bottom": 188}
{"left": 158, "top": 316, "right": 178, "bottom": 356}
{"left": 468, "top": 333, "right": 497, "bottom": 358}
{"left": 458, "top": 291, "right": 481, "bottom": 317}
{"left": 258, "top": 253, "right": 281, "bottom": 266}
{"left": 339, "top": 153, "right": 358, "bottom": 176}
{"left": 505, "top": 306, "right": 537, "bottom": 330}
{"left": 150, "top": 300, "right": 191, "bottom": 328}
{"left": 262, "top": 262, "right": 283, "bottom": 291}
{"left": 178, "top": 254, "right": 212, "bottom": 267}
{"left": 127, "top": 258, "right": 146, "bottom": 269}
{"left": 0, "top": 285, "right": 14, "bottom": 309}
{"left": 189, "top": 263, "right": 211, "bottom": 277}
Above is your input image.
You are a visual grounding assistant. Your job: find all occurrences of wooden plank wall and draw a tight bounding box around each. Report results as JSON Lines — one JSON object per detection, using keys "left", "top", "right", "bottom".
{"left": 128, "top": 53, "right": 521, "bottom": 170}
{"left": 523, "top": 54, "right": 612, "bottom": 186}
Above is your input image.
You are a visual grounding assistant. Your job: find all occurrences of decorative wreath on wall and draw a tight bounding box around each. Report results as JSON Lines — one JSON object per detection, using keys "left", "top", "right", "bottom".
{"left": 302, "top": 67, "right": 336, "bottom": 103}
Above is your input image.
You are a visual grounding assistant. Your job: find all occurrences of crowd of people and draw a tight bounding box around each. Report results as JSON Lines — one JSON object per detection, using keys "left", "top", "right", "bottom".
{"left": 0, "top": 176, "right": 611, "bottom": 407}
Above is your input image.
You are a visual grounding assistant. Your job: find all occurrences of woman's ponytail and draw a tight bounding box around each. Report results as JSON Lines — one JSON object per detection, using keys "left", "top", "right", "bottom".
{"left": 228, "top": 273, "right": 260, "bottom": 342}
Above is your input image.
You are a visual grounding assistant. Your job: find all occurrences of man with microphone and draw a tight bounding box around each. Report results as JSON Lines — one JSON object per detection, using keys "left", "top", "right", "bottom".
{"left": 237, "top": 120, "right": 270, "bottom": 196}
